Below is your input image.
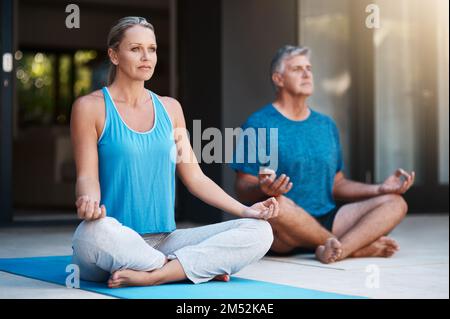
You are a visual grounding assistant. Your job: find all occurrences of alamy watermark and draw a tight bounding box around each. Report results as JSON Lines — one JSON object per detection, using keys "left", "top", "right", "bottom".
{"left": 170, "top": 121, "right": 279, "bottom": 172}
{"left": 365, "top": 264, "right": 380, "bottom": 289}
{"left": 65, "top": 4, "right": 80, "bottom": 29}
{"left": 65, "top": 264, "right": 80, "bottom": 289}
{"left": 366, "top": 4, "right": 381, "bottom": 29}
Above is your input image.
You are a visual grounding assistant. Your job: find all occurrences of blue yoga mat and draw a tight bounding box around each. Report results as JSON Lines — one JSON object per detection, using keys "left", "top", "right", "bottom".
{"left": 0, "top": 256, "right": 363, "bottom": 299}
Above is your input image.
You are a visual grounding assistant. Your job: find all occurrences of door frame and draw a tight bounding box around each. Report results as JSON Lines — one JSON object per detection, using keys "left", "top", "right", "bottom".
{"left": 0, "top": 0, "right": 15, "bottom": 224}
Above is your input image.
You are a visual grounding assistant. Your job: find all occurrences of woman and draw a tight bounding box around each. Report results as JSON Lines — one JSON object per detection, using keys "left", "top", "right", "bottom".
{"left": 70, "top": 16, "right": 279, "bottom": 288}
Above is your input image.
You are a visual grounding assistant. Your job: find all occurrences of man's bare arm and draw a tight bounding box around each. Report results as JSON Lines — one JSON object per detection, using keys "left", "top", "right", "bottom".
{"left": 333, "top": 169, "right": 415, "bottom": 202}
{"left": 234, "top": 172, "right": 270, "bottom": 204}
{"left": 332, "top": 172, "right": 380, "bottom": 202}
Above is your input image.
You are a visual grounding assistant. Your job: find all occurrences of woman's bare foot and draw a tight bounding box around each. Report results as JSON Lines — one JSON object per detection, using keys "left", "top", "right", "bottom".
{"left": 108, "top": 269, "right": 157, "bottom": 288}
{"left": 108, "top": 269, "right": 230, "bottom": 288}
{"left": 351, "top": 236, "right": 400, "bottom": 258}
{"left": 213, "top": 274, "right": 230, "bottom": 282}
{"left": 315, "top": 238, "right": 343, "bottom": 264}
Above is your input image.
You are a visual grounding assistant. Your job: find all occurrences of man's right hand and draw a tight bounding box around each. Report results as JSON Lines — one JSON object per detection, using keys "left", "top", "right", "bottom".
{"left": 75, "top": 195, "right": 106, "bottom": 221}
{"left": 258, "top": 170, "right": 293, "bottom": 197}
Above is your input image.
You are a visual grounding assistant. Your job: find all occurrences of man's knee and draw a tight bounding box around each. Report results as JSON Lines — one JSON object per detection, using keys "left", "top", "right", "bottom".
{"left": 275, "top": 195, "right": 296, "bottom": 209}
{"left": 271, "top": 195, "right": 305, "bottom": 227}
{"left": 392, "top": 194, "right": 408, "bottom": 217}
{"left": 381, "top": 194, "right": 408, "bottom": 218}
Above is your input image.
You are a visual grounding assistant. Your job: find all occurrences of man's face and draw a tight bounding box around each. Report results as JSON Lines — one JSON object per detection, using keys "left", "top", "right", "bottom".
{"left": 276, "top": 55, "right": 314, "bottom": 96}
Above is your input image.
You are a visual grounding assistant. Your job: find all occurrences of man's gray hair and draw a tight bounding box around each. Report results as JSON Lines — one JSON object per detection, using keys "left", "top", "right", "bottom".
{"left": 270, "top": 45, "right": 311, "bottom": 88}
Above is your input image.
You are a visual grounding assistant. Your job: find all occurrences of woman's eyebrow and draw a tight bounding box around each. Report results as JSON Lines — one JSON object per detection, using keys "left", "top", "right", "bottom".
{"left": 128, "top": 42, "right": 157, "bottom": 46}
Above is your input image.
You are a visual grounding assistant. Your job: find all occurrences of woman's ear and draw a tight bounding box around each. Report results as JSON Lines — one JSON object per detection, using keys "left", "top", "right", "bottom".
{"left": 108, "top": 47, "right": 119, "bottom": 66}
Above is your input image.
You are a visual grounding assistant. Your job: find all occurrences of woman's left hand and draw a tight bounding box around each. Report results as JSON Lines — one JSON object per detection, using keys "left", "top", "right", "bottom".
{"left": 242, "top": 197, "right": 279, "bottom": 220}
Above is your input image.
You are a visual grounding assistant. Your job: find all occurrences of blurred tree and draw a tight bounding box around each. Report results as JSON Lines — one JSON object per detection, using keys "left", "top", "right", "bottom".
{"left": 16, "top": 49, "right": 98, "bottom": 128}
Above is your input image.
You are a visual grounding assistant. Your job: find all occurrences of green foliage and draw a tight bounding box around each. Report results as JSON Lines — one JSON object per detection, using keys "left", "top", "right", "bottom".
{"left": 16, "top": 50, "right": 97, "bottom": 127}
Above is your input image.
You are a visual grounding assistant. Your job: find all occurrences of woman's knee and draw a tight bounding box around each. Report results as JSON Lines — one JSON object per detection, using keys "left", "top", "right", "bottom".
{"left": 85, "top": 216, "right": 120, "bottom": 233}
{"left": 72, "top": 217, "right": 121, "bottom": 261}
{"left": 74, "top": 217, "right": 119, "bottom": 241}
{"left": 239, "top": 218, "right": 274, "bottom": 251}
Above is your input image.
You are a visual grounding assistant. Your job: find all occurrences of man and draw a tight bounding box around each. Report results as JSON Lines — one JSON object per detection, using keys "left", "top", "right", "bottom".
{"left": 230, "top": 45, "right": 415, "bottom": 264}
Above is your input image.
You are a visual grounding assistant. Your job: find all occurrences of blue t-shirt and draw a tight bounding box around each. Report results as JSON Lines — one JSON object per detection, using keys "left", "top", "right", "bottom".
{"left": 229, "top": 104, "right": 344, "bottom": 217}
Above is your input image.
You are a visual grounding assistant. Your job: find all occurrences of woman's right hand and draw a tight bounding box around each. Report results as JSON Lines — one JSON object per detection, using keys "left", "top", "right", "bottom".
{"left": 75, "top": 195, "right": 106, "bottom": 221}
{"left": 242, "top": 197, "right": 279, "bottom": 220}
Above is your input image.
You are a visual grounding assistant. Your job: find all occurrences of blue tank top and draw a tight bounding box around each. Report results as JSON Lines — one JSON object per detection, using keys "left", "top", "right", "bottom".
{"left": 98, "top": 86, "right": 177, "bottom": 234}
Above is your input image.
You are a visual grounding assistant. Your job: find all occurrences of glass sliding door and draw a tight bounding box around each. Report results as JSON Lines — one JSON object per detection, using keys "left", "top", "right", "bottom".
{"left": 374, "top": 0, "right": 426, "bottom": 185}
{"left": 298, "top": 0, "right": 448, "bottom": 212}
{"left": 374, "top": 0, "right": 448, "bottom": 211}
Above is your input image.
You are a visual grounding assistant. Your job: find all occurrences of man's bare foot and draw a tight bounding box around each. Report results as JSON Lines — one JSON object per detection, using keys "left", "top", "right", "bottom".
{"left": 315, "top": 238, "right": 343, "bottom": 264}
{"left": 351, "top": 236, "right": 400, "bottom": 258}
{"left": 108, "top": 269, "right": 230, "bottom": 288}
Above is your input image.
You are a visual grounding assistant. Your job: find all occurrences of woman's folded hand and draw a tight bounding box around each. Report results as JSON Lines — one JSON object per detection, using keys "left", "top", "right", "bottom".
{"left": 75, "top": 195, "right": 107, "bottom": 221}
{"left": 241, "top": 197, "right": 279, "bottom": 220}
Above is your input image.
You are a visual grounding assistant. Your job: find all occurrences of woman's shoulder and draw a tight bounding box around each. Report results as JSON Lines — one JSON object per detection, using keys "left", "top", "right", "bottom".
{"left": 71, "top": 90, "right": 106, "bottom": 133}
{"left": 73, "top": 89, "right": 104, "bottom": 109}
{"left": 157, "top": 95, "right": 182, "bottom": 111}
{"left": 155, "top": 95, "right": 183, "bottom": 127}
{"left": 72, "top": 90, "right": 106, "bottom": 117}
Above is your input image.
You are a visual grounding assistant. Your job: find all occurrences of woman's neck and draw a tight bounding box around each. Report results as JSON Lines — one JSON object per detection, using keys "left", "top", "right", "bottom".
{"left": 108, "top": 73, "right": 148, "bottom": 108}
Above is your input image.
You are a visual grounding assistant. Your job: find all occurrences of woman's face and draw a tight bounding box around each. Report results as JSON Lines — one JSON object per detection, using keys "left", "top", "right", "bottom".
{"left": 109, "top": 25, "right": 157, "bottom": 82}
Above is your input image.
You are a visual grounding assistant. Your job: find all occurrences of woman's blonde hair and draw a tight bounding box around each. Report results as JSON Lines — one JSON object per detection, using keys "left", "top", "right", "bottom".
{"left": 106, "top": 16, "right": 155, "bottom": 85}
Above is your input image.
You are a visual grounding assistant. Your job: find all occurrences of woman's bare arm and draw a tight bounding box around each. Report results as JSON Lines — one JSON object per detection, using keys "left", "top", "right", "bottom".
{"left": 161, "top": 97, "right": 278, "bottom": 220}
{"left": 70, "top": 94, "right": 106, "bottom": 220}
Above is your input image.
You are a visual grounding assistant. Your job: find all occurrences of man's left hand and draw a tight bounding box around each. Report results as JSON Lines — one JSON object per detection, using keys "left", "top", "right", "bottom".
{"left": 379, "top": 168, "right": 415, "bottom": 195}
